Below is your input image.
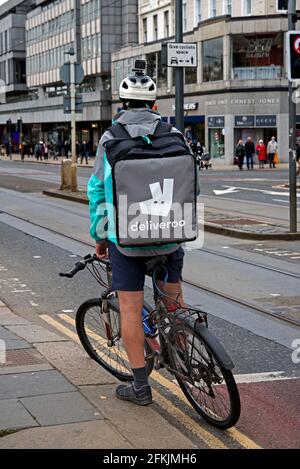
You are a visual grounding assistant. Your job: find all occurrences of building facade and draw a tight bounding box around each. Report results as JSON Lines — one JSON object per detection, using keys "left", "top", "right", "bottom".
{"left": 111, "top": 0, "right": 298, "bottom": 164}
{"left": 0, "top": 0, "right": 138, "bottom": 152}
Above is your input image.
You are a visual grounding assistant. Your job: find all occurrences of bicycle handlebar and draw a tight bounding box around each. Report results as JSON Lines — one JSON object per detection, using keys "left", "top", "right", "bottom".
{"left": 59, "top": 254, "right": 110, "bottom": 279}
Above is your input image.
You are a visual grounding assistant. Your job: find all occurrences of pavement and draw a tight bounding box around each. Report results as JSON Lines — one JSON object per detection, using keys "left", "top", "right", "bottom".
{"left": 0, "top": 299, "right": 195, "bottom": 449}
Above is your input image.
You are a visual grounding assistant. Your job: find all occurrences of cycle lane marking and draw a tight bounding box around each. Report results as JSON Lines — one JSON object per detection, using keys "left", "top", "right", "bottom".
{"left": 57, "top": 313, "right": 260, "bottom": 450}
{"left": 41, "top": 313, "right": 228, "bottom": 449}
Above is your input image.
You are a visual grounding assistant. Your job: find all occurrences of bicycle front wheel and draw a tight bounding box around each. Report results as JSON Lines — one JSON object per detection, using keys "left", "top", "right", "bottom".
{"left": 168, "top": 320, "right": 240, "bottom": 429}
{"left": 76, "top": 297, "right": 154, "bottom": 382}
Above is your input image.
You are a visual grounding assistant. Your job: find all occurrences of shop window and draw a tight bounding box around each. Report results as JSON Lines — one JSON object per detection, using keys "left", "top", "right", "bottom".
{"left": 157, "top": 52, "right": 167, "bottom": 88}
{"left": 232, "top": 33, "right": 283, "bottom": 80}
{"left": 203, "top": 37, "right": 223, "bottom": 82}
{"left": 185, "top": 68, "right": 197, "bottom": 85}
{"left": 277, "top": 0, "right": 288, "bottom": 10}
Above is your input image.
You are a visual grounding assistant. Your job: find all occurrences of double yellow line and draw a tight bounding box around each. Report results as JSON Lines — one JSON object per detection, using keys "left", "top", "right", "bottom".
{"left": 40, "top": 313, "right": 261, "bottom": 450}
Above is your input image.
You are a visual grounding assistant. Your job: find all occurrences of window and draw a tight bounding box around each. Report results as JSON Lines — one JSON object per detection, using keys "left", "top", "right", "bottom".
{"left": 143, "top": 18, "right": 147, "bottom": 43}
{"left": 195, "top": 0, "right": 201, "bottom": 24}
{"left": 232, "top": 33, "right": 283, "bottom": 79}
{"left": 146, "top": 52, "right": 157, "bottom": 82}
{"left": 277, "top": 0, "right": 288, "bottom": 10}
{"left": 183, "top": 1, "right": 187, "bottom": 32}
{"left": 203, "top": 37, "right": 223, "bottom": 82}
{"left": 157, "top": 51, "right": 167, "bottom": 87}
{"left": 185, "top": 68, "right": 197, "bottom": 84}
{"left": 153, "top": 15, "right": 158, "bottom": 41}
{"left": 164, "top": 11, "right": 169, "bottom": 38}
{"left": 209, "top": 0, "right": 217, "bottom": 18}
{"left": 224, "top": 0, "right": 232, "bottom": 15}
{"left": 244, "top": 0, "right": 252, "bottom": 15}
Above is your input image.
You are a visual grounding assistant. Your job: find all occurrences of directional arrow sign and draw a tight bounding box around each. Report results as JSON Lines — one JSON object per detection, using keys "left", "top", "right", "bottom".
{"left": 214, "top": 187, "right": 239, "bottom": 196}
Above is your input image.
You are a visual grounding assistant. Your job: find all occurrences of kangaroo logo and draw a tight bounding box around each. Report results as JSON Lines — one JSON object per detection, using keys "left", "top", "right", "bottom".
{"left": 139, "top": 179, "right": 174, "bottom": 217}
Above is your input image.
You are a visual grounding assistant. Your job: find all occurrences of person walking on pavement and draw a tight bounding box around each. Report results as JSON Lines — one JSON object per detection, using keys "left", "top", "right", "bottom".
{"left": 267, "top": 136, "right": 278, "bottom": 169}
{"left": 34, "top": 141, "right": 42, "bottom": 161}
{"left": 80, "top": 140, "right": 89, "bottom": 164}
{"left": 19, "top": 141, "right": 26, "bottom": 161}
{"left": 43, "top": 142, "right": 49, "bottom": 161}
{"left": 245, "top": 137, "right": 255, "bottom": 170}
{"left": 235, "top": 139, "right": 245, "bottom": 170}
{"left": 256, "top": 139, "right": 267, "bottom": 169}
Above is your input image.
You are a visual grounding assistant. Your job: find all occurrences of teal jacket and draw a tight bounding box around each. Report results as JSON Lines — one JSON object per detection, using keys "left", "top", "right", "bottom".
{"left": 87, "top": 108, "right": 193, "bottom": 256}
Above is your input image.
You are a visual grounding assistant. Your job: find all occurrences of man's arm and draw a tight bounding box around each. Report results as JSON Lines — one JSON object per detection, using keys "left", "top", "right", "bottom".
{"left": 87, "top": 131, "right": 111, "bottom": 250}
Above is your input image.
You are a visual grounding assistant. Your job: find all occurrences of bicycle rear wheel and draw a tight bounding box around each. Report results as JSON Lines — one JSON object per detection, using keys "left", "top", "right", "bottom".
{"left": 76, "top": 297, "right": 154, "bottom": 382}
{"left": 168, "top": 320, "right": 240, "bottom": 429}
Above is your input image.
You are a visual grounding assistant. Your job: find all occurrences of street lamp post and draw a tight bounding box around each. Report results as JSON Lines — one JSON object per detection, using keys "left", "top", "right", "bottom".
{"left": 288, "top": 0, "right": 298, "bottom": 233}
{"left": 64, "top": 47, "right": 78, "bottom": 192}
{"left": 175, "top": 0, "right": 184, "bottom": 133}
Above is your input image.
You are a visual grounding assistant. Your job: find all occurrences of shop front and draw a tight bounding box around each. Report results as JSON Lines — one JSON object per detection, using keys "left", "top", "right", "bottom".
{"left": 234, "top": 115, "right": 277, "bottom": 160}
{"left": 207, "top": 116, "right": 225, "bottom": 159}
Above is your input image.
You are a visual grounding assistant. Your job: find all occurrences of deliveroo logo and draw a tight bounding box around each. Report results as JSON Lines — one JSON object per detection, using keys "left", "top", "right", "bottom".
{"left": 139, "top": 179, "right": 174, "bottom": 217}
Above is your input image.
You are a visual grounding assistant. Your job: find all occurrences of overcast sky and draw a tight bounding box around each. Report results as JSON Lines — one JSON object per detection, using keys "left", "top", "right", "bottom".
{"left": 0, "top": 0, "right": 9, "bottom": 6}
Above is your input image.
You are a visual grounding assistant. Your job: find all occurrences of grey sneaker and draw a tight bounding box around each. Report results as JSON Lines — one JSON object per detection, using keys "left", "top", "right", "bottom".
{"left": 116, "top": 384, "right": 153, "bottom": 406}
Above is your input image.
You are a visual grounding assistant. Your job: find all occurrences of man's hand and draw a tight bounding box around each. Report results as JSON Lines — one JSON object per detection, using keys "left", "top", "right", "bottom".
{"left": 95, "top": 240, "right": 109, "bottom": 260}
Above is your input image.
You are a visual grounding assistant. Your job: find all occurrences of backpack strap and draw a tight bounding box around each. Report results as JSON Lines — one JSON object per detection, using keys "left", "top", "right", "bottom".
{"left": 154, "top": 121, "right": 173, "bottom": 136}
{"left": 107, "top": 122, "right": 130, "bottom": 139}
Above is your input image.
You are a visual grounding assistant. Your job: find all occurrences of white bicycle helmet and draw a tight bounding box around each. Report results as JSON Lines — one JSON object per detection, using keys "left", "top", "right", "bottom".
{"left": 119, "top": 74, "right": 157, "bottom": 104}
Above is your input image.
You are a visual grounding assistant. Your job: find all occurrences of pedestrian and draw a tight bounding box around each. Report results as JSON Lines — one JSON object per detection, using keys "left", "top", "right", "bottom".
{"left": 43, "top": 142, "right": 49, "bottom": 161}
{"left": 34, "top": 141, "right": 42, "bottom": 161}
{"left": 244, "top": 137, "right": 255, "bottom": 170}
{"left": 296, "top": 143, "right": 300, "bottom": 176}
{"left": 267, "top": 136, "right": 278, "bottom": 169}
{"left": 0, "top": 144, "right": 6, "bottom": 159}
{"left": 235, "top": 139, "right": 245, "bottom": 170}
{"left": 19, "top": 141, "right": 26, "bottom": 161}
{"left": 256, "top": 140, "right": 267, "bottom": 169}
{"left": 80, "top": 140, "right": 89, "bottom": 164}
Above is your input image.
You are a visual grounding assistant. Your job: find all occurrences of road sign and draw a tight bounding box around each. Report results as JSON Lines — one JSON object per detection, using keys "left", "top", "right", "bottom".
{"left": 167, "top": 43, "right": 197, "bottom": 68}
{"left": 63, "top": 95, "right": 83, "bottom": 114}
{"left": 286, "top": 31, "right": 300, "bottom": 81}
{"left": 60, "top": 62, "right": 85, "bottom": 85}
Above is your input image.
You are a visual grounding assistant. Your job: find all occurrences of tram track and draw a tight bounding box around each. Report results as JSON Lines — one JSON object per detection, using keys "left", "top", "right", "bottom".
{"left": 0, "top": 208, "right": 299, "bottom": 329}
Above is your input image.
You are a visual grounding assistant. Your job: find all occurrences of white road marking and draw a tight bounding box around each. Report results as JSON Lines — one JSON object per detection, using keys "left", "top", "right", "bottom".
{"left": 29, "top": 301, "right": 39, "bottom": 307}
{"left": 62, "top": 309, "right": 74, "bottom": 313}
{"left": 270, "top": 293, "right": 281, "bottom": 297}
{"left": 33, "top": 256, "right": 41, "bottom": 259}
{"left": 221, "top": 185, "right": 300, "bottom": 198}
{"left": 213, "top": 187, "right": 239, "bottom": 195}
{"left": 11, "top": 289, "right": 32, "bottom": 293}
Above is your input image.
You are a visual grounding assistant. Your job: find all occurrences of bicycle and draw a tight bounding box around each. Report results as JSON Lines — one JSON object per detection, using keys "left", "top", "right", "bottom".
{"left": 60, "top": 254, "right": 241, "bottom": 429}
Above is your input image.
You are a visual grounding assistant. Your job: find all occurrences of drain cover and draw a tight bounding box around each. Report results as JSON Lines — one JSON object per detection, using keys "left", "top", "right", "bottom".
{"left": 0, "top": 348, "right": 46, "bottom": 367}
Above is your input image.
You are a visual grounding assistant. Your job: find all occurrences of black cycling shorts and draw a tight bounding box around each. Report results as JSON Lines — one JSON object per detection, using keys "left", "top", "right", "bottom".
{"left": 108, "top": 241, "right": 184, "bottom": 292}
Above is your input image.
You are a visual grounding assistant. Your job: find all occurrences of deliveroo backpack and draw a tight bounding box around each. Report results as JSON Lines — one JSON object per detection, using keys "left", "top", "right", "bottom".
{"left": 104, "top": 121, "right": 198, "bottom": 248}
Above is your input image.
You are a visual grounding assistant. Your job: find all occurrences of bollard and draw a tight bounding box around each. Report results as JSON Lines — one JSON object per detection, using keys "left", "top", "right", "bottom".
{"left": 60, "top": 159, "right": 72, "bottom": 190}
{"left": 71, "top": 163, "right": 78, "bottom": 192}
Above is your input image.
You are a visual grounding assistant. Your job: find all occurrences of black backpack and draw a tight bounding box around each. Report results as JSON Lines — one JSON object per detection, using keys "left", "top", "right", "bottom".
{"left": 104, "top": 121, "right": 198, "bottom": 248}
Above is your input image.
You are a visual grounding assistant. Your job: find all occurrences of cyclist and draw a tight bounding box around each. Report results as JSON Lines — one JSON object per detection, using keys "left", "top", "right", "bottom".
{"left": 87, "top": 68, "right": 187, "bottom": 406}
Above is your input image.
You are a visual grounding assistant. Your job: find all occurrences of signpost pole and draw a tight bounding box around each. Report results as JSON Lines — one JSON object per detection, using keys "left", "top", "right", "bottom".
{"left": 175, "top": 0, "right": 184, "bottom": 133}
{"left": 69, "top": 48, "right": 78, "bottom": 192}
{"left": 288, "top": 0, "right": 297, "bottom": 233}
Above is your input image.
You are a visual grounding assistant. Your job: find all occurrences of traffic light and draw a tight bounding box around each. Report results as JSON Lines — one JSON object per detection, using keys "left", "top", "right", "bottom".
{"left": 287, "top": 31, "right": 300, "bottom": 81}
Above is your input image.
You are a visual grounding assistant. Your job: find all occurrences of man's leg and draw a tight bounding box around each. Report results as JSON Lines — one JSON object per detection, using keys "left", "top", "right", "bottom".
{"left": 118, "top": 291, "right": 145, "bottom": 369}
{"left": 116, "top": 290, "right": 152, "bottom": 405}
